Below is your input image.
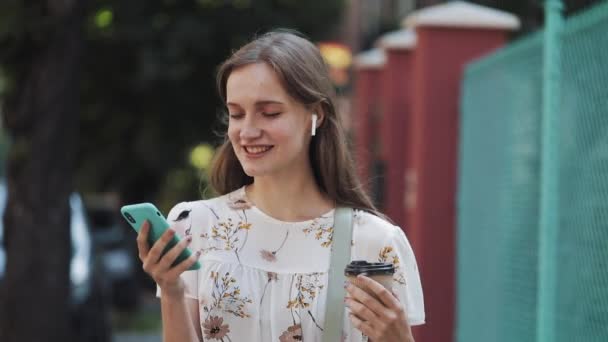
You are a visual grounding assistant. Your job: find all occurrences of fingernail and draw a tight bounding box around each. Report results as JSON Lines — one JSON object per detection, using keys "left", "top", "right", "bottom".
{"left": 168, "top": 229, "right": 175, "bottom": 236}
{"left": 187, "top": 236, "right": 192, "bottom": 243}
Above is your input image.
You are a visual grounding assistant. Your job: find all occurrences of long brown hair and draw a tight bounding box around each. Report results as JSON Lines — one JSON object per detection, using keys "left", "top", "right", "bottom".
{"left": 210, "top": 29, "right": 382, "bottom": 217}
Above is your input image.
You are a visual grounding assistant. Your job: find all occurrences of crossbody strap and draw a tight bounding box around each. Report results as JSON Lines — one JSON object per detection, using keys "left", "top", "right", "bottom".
{"left": 324, "top": 207, "right": 354, "bottom": 342}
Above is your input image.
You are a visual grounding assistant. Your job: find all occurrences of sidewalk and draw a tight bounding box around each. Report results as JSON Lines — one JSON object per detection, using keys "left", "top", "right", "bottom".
{"left": 114, "top": 333, "right": 161, "bottom": 342}
{"left": 112, "top": 291, "right": 162, "bottom": 342}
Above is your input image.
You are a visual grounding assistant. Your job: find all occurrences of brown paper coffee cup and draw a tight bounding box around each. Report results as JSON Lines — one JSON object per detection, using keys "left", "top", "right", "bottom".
{"left": 345, "top": 261, "right": 395, "bottom": 300}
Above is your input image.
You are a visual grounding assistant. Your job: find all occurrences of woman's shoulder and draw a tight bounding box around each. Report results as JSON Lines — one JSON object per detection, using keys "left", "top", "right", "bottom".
{"left": 351, "top": 209, "right": 415, "bottom": 271}
{"left": 351, "top": 209, "right": 408, "bottom": 253}
{"left": 353, "top": 209, "right": 400, "bottom": 238}
{"left": 166, "top": 187, "right": 247, "bottom": 223}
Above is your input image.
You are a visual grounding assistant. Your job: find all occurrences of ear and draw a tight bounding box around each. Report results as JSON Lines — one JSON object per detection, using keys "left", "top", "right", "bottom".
{"left": 311, "top": 104, "right": 326, "bottom": 128}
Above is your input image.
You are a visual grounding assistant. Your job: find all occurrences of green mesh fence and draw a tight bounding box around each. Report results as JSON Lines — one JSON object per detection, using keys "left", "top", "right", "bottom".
{"left": 555, "top": 3, "right": 608, "bottom": 341}
{"left": 457, "top": 2, "right": 608, "bottom": 341}
{"left": 458, "top": 32, "right": 543, "bottom": 342}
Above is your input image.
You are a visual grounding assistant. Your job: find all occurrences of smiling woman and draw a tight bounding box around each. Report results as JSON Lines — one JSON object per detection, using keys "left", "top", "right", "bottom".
{"left": 210, "top": 30, "right": 377, "bottom": 212}
{"left": 139, "top": 29, "right": 425, "bottom": 342}
{"left": 225, "top": 62, "right": 312, "bottom": 178}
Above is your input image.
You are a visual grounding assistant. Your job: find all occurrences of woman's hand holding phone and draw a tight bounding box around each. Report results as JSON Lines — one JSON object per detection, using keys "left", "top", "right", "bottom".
{"left": 137, "top": 220, "right": 200, "bottom": 299}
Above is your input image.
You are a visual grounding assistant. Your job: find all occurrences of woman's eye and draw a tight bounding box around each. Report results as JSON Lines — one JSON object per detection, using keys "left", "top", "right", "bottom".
{"left": 263, "top": 112, "right": 281, "bottom": 117}
{"left": 229, "top": 113, "right": 244, "bottom": 119}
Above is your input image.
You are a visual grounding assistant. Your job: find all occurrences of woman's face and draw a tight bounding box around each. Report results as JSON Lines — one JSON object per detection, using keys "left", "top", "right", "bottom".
{"left": 226, "top": 63, "right": 313, "bottom": 178}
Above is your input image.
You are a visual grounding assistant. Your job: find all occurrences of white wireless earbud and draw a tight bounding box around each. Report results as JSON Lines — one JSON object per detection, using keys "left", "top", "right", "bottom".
{"left": 311, "top": 113, "right": 318, "bottom": 136}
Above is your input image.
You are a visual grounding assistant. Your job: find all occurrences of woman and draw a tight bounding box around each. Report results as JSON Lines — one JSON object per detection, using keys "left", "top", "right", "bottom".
{"left": 137, "top": 30, "right": 425, "bottom": 341}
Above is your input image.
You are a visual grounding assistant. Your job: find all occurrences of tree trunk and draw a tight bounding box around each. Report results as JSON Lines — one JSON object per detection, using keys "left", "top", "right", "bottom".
{"left": 0, "top": 1, "right": 84, "bottom": 341}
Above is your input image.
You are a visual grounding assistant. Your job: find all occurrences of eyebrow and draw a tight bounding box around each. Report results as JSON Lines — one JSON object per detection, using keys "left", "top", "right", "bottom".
{"left": 226, "top": 100, "right": 285, "bottom": 107}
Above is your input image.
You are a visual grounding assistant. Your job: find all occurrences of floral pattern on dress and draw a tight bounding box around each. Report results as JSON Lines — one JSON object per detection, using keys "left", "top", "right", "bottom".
{"left": 260, "top": 250, "right": 277, "bottom": 262}
{"left": 302, "top": 218, "right": 333, "bottom": 248}
{"left": 379, "top": 246, "right": 406, "bottom": 285}
{"left": 259, "top": 272, "right": 278, "bottom": 305}
{"left": 203, "top": 217, "right": 252, "bottom": 264}
{"left": 287, "top": 273, "right": 325, "bottom": 331}
{"left": 279, "top": 324, "right": 303, "bottom": 341}
{"left": 201, "top": 271, "right": 252, "bottom": 342}
{"left": 227, "top": 188, "right": 253, "bottom": 210}
{"left": 203, "top": 316, "right": 231, "bottom": 341}
{"left": 259, "top": 230, "right": 289, "bottom": 263}
{"left": 172, "top": 208, "right": 193, "bottom": 235}
{"left": 193, "top": 189, "right": 253, "bottom": 263}
{"left": 353, "top": 210, "right": 367, "bottom": 226}
{"left": 166, "top": 188, "right": 424, "bottom": 341}
{"left": 203, "top": 271, "right": 253, "bottom": 319}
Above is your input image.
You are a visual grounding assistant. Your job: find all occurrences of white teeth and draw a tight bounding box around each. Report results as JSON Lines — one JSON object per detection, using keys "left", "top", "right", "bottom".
{"left": 244, "top": 146, "right": 272, "bottom": 154}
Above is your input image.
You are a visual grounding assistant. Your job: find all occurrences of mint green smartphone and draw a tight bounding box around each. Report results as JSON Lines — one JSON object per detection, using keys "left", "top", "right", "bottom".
{"left": 120, "top": 203, "right": 201, "bottom": 271}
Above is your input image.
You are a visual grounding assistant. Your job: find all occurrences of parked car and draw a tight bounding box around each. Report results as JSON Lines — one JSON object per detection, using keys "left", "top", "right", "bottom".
{"left": 0, "top": 182, "right": 110, "bottom": 341}
{"left": 86, "top": 199, "right": 139, "bottom": 311}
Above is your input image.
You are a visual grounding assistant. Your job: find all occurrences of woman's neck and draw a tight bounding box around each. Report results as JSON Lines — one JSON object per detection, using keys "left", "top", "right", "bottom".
{"left": 245, "top": 174, "right": 334, "bottom": 222}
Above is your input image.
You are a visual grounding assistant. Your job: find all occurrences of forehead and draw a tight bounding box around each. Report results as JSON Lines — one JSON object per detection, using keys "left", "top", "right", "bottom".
{"left": 226, "top": 63, "right": 290, "bottom": 104}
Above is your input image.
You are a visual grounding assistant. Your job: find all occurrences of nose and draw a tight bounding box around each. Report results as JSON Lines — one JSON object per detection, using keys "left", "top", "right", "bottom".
{"left": 239, "top": 117, "right": 262, "bottom": 141}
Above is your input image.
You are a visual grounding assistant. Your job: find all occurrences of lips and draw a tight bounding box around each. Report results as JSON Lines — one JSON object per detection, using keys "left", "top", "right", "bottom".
{"left": 243, "top": 145, "right": 273, "bottom": 155}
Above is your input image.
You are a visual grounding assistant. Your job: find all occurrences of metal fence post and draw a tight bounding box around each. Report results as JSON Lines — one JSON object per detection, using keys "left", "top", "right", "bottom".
{"left": 537, "top": 0, "right": 564, "bottom": 341}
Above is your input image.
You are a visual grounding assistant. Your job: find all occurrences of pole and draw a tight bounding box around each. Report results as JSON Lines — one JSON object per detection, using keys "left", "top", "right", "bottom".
{"left": 537, "top": 0, "right": 563, "bottom": 341}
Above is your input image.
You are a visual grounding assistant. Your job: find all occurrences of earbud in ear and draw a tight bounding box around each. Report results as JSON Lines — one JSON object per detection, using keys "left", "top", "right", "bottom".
{"left": 311, "top": 113, "right": 318, "bottom": 136}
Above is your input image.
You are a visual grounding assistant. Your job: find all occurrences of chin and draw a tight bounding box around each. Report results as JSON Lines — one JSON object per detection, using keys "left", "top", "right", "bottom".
{"left": 241, "top": 164, "right": 268, "bottom": 177}
{"left": 242, "top": 162, "right": 287, "bottom": 178}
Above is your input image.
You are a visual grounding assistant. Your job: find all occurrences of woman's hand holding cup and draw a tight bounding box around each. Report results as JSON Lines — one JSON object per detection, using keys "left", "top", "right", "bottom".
{"left": 344, "top": 261, "right": 414, "bottom": 342}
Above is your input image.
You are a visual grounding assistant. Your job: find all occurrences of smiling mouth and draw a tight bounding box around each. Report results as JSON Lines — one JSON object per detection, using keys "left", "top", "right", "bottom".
{"left": 243, "top": 145, "right": 273, "bottom": 155}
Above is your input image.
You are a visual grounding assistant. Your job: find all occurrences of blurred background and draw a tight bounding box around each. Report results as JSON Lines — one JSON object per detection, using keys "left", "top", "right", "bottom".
{"left": 0, "top": 0, "right": 606, "bottom": 341}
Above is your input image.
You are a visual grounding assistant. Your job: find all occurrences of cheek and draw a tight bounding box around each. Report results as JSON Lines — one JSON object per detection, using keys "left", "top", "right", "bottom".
{"left": 270, "top": 122, "right": 299, "bottom": 146}
{"left": 227, "top": 125, "right": 239, "bottom": 143}
{"left": 279, "top": 128, "right": 309, "bottom": 156}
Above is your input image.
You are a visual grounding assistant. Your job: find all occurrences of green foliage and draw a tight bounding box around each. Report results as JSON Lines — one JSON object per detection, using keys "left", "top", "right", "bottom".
{"left": 111, "top": 307, "right": 161, "bottom": 333}
{"left": 94, "top": 8, "right": 113, "bottom": 29}
{"left": 0, "top": 0, "right": 345, "bottom": 204}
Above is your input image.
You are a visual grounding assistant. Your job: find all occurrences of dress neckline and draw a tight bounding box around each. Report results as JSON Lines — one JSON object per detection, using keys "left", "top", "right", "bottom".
{"left": 234, "top": 185, "right": 335, "bottom": 225}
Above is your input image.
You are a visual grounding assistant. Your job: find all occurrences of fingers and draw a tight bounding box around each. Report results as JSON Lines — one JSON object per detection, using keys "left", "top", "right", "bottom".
{"left": 136, "top": 220, "right": 151, "bottom": 261}
{"left": 349, "top": 313, "right": 377, "bottom": 340}
{"left": 166, "top": 250, "right": 201, "bottom": 279}
{"left": 346, "top": 281, "right": 389, "bottom": 319}
{"left": 391, "top": 288, "right": 400, "bottom": 302}
{"left": 136, "top": 222, "right": 200, "bottom": 296}
{"left": 158, "top": 235, "right": 192, "bottom": 270}
{"left": 345, "top": 296, "right": 378, "bottom": 323}
{"left": 142, "top": 228, "right": 175, "bottom": 271}
{"left": 347, "top": 276, "right": 410, "bottom": 341}
{"left": 355, "top": 275, "right": 402, "bottom": 311}
{"left": 346, "top": 276, "right": 405, "bottom": 328}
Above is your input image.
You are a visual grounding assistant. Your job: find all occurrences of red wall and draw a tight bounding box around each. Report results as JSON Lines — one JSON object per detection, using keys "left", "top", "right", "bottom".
{"left": 407, "top": 27, "right": 507, "bottom": 342}
{"left": 379, "top": 49, "right": 415, "bottom": 229}
{"left": 353, "top": 67, "right": 383, "bottom": 192}
{"left": 352, "top": 26, "right": 509, "bottom": 342}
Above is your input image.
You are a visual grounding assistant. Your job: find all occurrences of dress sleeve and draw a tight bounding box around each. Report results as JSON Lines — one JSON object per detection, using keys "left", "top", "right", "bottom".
{"left": 384, "top": 227, "right": 425, "bottom": 325}
{"left": 155, "top": 201, "right": 199, "bottom": 300}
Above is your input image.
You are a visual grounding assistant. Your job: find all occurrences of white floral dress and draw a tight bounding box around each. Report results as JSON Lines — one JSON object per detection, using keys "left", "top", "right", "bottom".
{"left": 157, "top": 186, "right": 425, "bottom": 341}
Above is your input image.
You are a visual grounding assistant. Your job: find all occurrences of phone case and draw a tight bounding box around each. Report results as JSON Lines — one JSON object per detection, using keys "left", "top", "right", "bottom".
{"left": 120, "top": 203, "right": 201, "bottom": 270}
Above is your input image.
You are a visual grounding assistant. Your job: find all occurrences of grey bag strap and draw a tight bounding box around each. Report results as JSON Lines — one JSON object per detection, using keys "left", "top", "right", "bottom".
{"left": 323, "top": 207, "right": 354, "bottom": 342}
